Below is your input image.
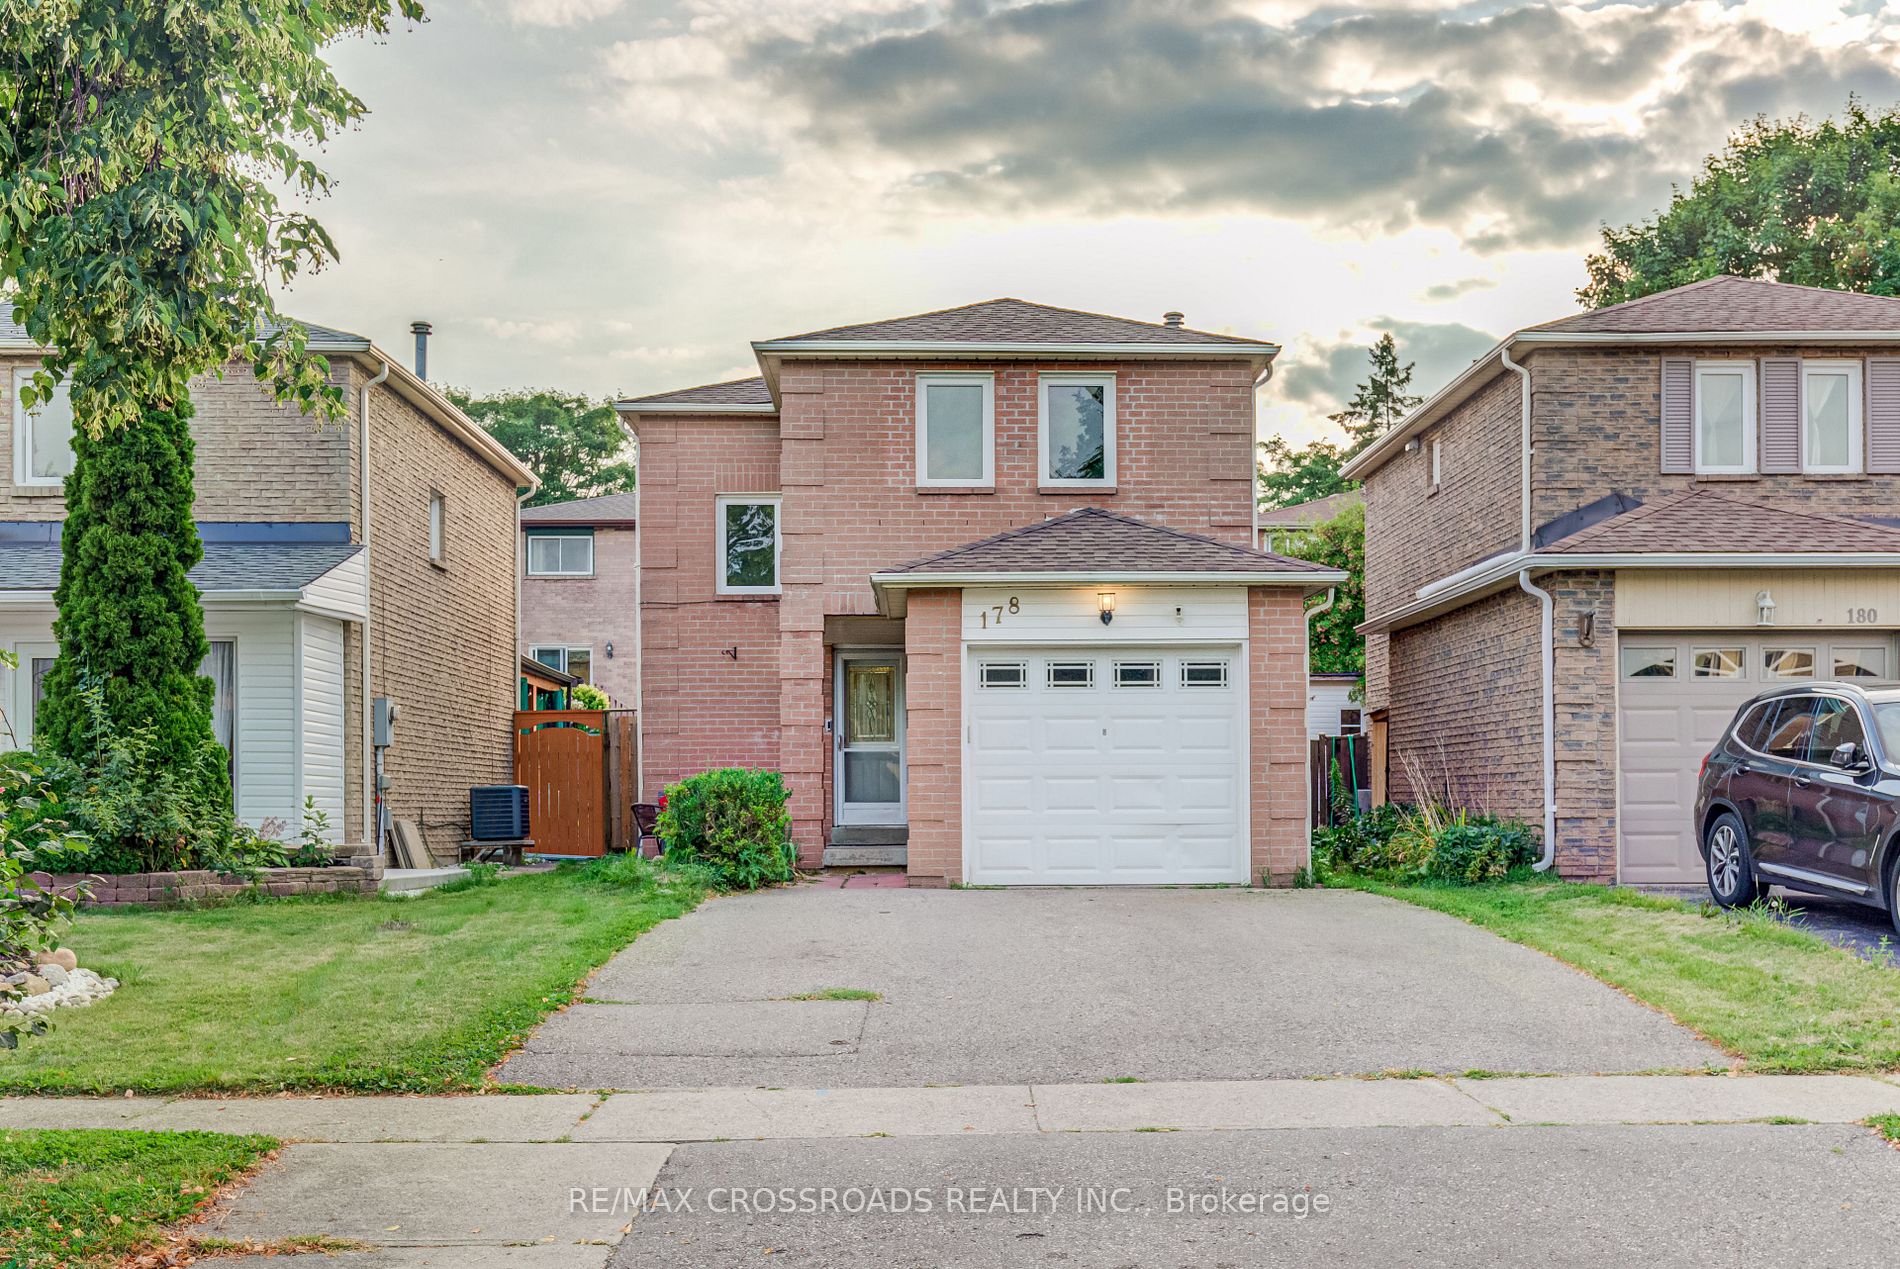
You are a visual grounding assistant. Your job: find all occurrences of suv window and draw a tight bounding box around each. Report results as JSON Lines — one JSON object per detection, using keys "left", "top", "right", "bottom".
{"left": 1733, "top": 701, "right": 1779, "bottom": 751}
{"left": 1807, "top": 697, "right": 1868, "bottom": 764}
{"left": 1762, "top": 697, "right": 1818, "bottom": 760}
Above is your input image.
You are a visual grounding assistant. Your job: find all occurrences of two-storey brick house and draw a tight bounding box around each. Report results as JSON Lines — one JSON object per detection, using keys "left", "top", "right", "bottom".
{"left": 1347, "top": 277, "right": 1900, "bottom": 885}
{"left": 619, "top": 300, "right": 1343, "bottom": 887}
{"left": 520, "top": 491, "right": 639, "bottom": 707}
{"left": 0, "top": 318, "right": 536, "bottom": 860}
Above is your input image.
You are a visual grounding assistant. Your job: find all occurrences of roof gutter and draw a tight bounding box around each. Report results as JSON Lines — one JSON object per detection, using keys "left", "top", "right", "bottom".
{"left": 872, "top": 567, "right": 1346, "bottom": 619}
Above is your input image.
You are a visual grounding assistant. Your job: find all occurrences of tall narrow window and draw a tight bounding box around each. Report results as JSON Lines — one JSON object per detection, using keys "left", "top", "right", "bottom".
{"left": 11, "top": 370, "right": 75, "bottom": 487}
{"left": 200, "top": 640, "right": 237, "bottom": 791}
{"left": 1693, "top": 362, "right": 1756, "bottom": 474}
{"left": 1429, "top": 437, "right": 1443, "bottom": 488}
{"left": 1039, "top": 374, "right": 1115, "bottom": 485}
{"left": 916, "top": 374, "right": 993, "bottom": 487}
{"left": 1803, "top": 361, "right": 1863, "bottom": 473}
{"left": 717, "top": 495, "right": 781, "bottom": 594}
{"left": 428, "top": 491, "right": 446, "bottom": 563}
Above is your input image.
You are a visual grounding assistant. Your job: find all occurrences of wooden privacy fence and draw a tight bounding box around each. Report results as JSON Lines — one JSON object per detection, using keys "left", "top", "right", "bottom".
{"left": 512, "top": 708, "right": 639, "bottom": 857}
{"left": 1310, "top": 733, "right": 1372, "bottom": 828}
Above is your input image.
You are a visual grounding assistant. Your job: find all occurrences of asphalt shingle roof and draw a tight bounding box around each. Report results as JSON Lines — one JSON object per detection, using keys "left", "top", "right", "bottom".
{"left": 765, "top": 299, "right": 1266, "bottom": 347}
{"left": 619, "top": 377, "right": 773, "bottom": 408}
{"left": 0, "top": 314, "right": 366, "bottom": 348}
{"left": 1256, "top": 490, "right": 1361, "bottom": 529}
{"left": 881, "top": 507, "right": 1332, "bottom": 575}
{"left": 1541, "top": 490, "right": 1900, "bottom": 555}
{"left": 1529, "top": 276, "right": 1900, "bottom": 335}
{"left": 0, "top": 543, "right": 362, "bottom": 592}
{"left": 520, "top": 492, "right": 639, "bottom": 525}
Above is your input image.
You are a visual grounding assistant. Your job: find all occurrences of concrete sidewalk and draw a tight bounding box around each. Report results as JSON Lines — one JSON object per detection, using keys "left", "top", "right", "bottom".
{"left": 10, "top": 1076, "right": 1900, "bottom": 1267}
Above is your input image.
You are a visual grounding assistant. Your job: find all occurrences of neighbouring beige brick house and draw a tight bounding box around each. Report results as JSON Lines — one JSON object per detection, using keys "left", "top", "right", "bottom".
{"left": 0, "top": 317, "right": 536, "bottom": 860}
{"left": 519, "top": 491, "right": 639, "bottom": 709}
{"left": 1348, "top": 277, "right": 1900, "bottom": 884}
{"left": 618, "top": 300, "right": 1343, "bottom": 887}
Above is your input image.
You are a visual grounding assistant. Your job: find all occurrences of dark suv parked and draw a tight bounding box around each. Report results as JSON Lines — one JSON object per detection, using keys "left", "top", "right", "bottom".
{"left": 1696, "top": 681, "right": 1900, "bottom": 933}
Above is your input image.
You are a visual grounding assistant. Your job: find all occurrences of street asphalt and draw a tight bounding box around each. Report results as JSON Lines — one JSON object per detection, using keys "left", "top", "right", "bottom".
{"left": 495, "top": 887, "right": 1721, "bottom": 1088}
{"left": 607, "top": 1123, "right": 1900, "bottom": 1268}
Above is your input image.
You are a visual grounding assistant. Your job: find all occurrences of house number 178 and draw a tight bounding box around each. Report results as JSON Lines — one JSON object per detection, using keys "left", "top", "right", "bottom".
{"left": 977, "top": 597, "right": 1021, "bottom": 629}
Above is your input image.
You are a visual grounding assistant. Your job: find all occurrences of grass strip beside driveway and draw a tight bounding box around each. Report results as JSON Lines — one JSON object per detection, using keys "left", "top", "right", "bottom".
{"left": 1343, "top": 877, "right": 1900, "bottom": 1073}
{"left": 0, "top": 858, "right": 704, "bottom": 1095}
{"left": 0, "top": 1127, "right": 275, "bottom": 1267}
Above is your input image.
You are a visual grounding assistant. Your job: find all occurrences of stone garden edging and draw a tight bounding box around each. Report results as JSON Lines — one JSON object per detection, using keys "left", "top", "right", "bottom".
{"left": 37, "top": 864, "right": 378, "bottom": 907}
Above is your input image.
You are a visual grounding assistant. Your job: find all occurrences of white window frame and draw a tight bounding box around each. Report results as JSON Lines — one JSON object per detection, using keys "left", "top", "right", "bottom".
{"left": 529, "top": 645, "right": 592, "bottom": 683}
{"left": 978, "top": 661, "right": 1026, "bottom": 689}
{"left": 1046, "top": 661, "right": 1095, "bottom": 688}
{"left": 716, "top": 494, "right": 782, "bottom": 596}
{"left": 1692, "top": 361, "right": 1757, "bottom": 475}
{"left": 1037, "top": 372, "right": 1117, "bottom": 487}
{"left": 915, "top": 373, "right": 994, "bottom": 488}
{"left": 428, "top": 490, "right": 447, "bottom": 563}
{"left": 12, "top": 368, "right": 74, "bottom": 488}
{"left": 1181, "top": 660, "right": 1229, "bottom": 688}
{"left": 1800, "top": 359, "right": 1863, "bottom": 474}
{"left": 1429, "top": 437, "right": 1443, "bottom": 489}
{"left": 524, "top": 530, "right": 595, "bottom": 578}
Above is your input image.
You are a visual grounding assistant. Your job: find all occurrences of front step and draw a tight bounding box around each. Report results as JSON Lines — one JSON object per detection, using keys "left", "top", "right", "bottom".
{"left": 823, "top": 845, "right": 908, "bottom": 867}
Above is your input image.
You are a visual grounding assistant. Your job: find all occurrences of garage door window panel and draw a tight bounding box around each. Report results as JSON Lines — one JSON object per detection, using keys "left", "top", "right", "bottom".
{"left": 1764, "top": 648, "right": 1815, "bottom": 680}
{"left": 1114, "top": 661, "right": 1160, "bottom": 688}
{"left": 1693, "top": 647, "right": 1744, "bottom": 679}
{"left": 1833, "top": 647, "right": 1887, "bottom": 679}
{"left": 1620, "top": 646, "right": 1677, "bottom": 679}
{"left": 1181, "top": 661, "right": 1229, "bottom": 688}
{"left": 1048, "top": 662, "right": 1095, "bottom": 688}
{"left": 979, "top": 662, "right": 1026, "bottom": 689}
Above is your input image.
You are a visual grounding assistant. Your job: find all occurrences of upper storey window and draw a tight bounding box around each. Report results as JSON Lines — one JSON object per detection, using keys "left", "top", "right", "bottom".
{"left": 1693, "top": 361, "right": 1756, "bottom": 475}
{"left": 916, "top": 374, "right": 993, "bottom": 488}
{"left": 717, "top": 495, "right": 781, "bottom": 595}
{"left": 1039, "top": 373, "right": 1116, "bottom": 486}
{"left": 12, "top": 369, "right": 75, "bottom": 487}
{"left": 1802, "top": 361, "right": 1862, "bottom": 474}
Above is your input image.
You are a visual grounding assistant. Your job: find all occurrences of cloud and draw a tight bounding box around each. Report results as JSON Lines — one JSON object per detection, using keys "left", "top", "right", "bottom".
{"left": 1277, "top": 317, "right": 1499, "bottom": 416}
{"left": 596, "top": 0, "right": 1900, "bottom": 249}
{"left": 504, "top": 0, "right": 625, "bottom": 26}
{"left": 1419, "top": 277, "right": 1497, "bottom": 302}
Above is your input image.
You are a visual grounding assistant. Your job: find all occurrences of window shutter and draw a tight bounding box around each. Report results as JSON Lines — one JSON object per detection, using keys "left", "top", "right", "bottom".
{"left": 1659, "top": 357, "right": 1693, "bottom": 474}
{"left": 1757, "top": 357, "right": 1801, "bottom": 474}
{"left": 1869, "top": 358, "right": 1900, "bottom": 474}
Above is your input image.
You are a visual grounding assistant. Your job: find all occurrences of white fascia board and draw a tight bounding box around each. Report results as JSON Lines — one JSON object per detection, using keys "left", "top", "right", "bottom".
{"left": 872, "top": 569, "right": 1347, "bottom": 587}
{"left": 613, "top": 400, "right": 778, "bottom": 415}
{"left": 1515, "top": 330, "right": 1900, "bottom": 346}
{"left": 0, "top": 591, "right": 55, "bottom": 606}
{"left": 753, "top": 340, "right": 1279, "bottom": 357}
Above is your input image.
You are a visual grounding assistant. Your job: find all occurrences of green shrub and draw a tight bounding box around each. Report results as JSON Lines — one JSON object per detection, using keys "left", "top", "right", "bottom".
{"left": 1314, "top": 802, "right": 1536, "bottom": 885}
{"left": 0, "top": 745, "right": 89, "bottom": 1048}
{"left": 656, "top": 768, "right": 794, "bottom": 891}
{"left": 1429, "top": 820, "right": 1536, "bottom": 883}
{"left": 571, "top": 684, "right": 610, "bottom": 710}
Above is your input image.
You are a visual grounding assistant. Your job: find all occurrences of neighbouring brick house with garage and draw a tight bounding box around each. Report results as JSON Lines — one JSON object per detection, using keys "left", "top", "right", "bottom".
{"left": 1347, "top": 276, "right": 1900, "bottom": 885}
{"left": 618, "top": 300, "right": 1343, "bottom": 886}
{"left": 0, "top": 317, "right": 536, "bottom": 862}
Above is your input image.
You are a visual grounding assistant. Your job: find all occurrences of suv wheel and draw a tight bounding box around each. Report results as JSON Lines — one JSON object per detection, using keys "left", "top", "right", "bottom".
{"left": 1705, "top": 812, "right": 1767, "bottom": 908}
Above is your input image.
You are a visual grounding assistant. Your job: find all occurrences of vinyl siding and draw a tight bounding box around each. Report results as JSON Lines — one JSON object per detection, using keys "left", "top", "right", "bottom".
{"left": 298, "top": 613, "right": 348, "bottom": 840}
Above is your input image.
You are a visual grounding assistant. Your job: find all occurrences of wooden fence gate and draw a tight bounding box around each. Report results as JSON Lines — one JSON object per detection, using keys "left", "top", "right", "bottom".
{"left": 1310, "top": 733, "right": 1372, "bottom": 828}
{"left": 513, "top": 709, "right": 639, "bottom": 858}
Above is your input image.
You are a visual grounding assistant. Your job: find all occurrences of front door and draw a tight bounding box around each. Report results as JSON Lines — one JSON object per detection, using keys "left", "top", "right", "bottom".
{"left": 834, "top": 652, "right": 905, "bottom": 826}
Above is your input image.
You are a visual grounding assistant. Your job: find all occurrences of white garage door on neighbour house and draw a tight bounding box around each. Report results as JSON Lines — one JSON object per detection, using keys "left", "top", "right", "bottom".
{"left": 1617, "top": 632, "right": 1897, "bottom": 885}
{"left": 965, "top": 647, "right": 1248, "bottom": 885}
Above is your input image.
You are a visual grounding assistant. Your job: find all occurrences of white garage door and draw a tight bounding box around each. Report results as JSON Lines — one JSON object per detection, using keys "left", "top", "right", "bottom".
{"left": 1617, "top": 632, "right": 1895, "bottom": 884}
{"left": 965, "top": 646, "right": 1247, "bottom": 886}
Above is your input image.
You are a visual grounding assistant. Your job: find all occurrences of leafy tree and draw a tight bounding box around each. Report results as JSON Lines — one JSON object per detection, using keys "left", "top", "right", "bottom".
{"left": 1582, "top": 99, "right": 1900, "bottom": 307}
{"left": 1283, "top": 501, "right": 1365, "bottom": 676}
{"left": 448, "top": 390, "right": 635, "bottom": 508}
{"left": 1, "top": 0, "right": 421, "bottom": 777}
{"left": 1257, "top": 333, "right": 1419, "bottom": 509}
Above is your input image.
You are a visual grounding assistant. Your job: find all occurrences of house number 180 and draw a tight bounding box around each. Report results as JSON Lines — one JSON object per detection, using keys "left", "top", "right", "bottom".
{"left": 978, "top": 597, "right": 1021, "bottom": 629}
{"left": 1847, "top": 607, "right": 1880, "bottom": 624}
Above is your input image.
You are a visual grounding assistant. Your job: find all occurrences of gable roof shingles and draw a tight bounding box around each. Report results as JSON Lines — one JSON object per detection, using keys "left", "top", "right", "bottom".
{"left": 1542, "top": 490, "right": 1900, "bottom": 555}
{"left": 519, "top": 491, "right": 639, "bottom": 525}
{"left": 880, "top": 507, "right": 1332, "bottom": 576}
{"left": 762, "top": 298, "right": 1267, "bottom": 347}
{"left": 620, "top": 376, "right": 773, "bottom": 408}
{"left": 1529, "top": 276, "right": 1900, "bottom": 336}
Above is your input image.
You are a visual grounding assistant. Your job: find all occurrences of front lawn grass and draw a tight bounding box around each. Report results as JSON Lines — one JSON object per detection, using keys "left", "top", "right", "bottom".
{"left": 1342, "top": 876, "right": 1900, "bottom": 1072}
{"left": 0, "top": 1128, "right": 275, "bottom": 1267}
{"left": 0, "top": 857, "right": 705, "bottom": 1095}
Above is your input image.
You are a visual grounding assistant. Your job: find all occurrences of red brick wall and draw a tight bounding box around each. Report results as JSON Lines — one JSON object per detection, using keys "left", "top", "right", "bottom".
{"left": 1249, "top": 587, "right": 1313, "bottom": 884}
{"left": 631, "top": 413, "right": 784, "bottom": 799}
{"left": 902, "top": 590, "right": 961, "bottom": 886}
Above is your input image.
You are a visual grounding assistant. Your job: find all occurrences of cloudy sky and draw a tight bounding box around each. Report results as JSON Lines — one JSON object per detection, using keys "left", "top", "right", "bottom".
{"left": 293, "top": 0, "right": 1900, "bottom": 446}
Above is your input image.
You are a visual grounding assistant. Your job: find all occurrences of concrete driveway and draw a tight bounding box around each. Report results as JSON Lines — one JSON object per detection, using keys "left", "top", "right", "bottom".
{"left": 496, "top": 887, "right": 1720, "bottom": 1089}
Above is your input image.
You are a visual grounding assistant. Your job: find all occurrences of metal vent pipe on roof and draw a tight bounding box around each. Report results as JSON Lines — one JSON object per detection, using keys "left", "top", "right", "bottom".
{"left": 1163, "top": 311, "right": 1185, "bottom": 328}
{"left": 410, "top": 320, "right": 432, "bottom": 379}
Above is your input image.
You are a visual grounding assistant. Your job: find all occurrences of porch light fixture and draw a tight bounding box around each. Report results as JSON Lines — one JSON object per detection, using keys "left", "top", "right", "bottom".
{"left": 1756, "top": 590, "right": 1778, "bottom": 627}
{"left": 1098, "top": 592, "right": 1116, "bottom": 625}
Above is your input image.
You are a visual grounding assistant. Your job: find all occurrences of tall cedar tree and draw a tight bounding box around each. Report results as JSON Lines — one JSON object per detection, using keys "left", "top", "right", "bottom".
{"left": 1582, "top": 99, "right": 1900, "bottom": 307}
{"left": 2, "top": 1, "right": 422, "bottom": 775}
{"left": 447, "top": 389, "right": 636, "bottom": 507}
{"left": 1256, "top": 333, "right": 1420, "bottom": 508}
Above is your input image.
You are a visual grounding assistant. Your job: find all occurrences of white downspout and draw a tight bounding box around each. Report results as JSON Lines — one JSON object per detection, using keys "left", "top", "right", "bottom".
{"left": 1502, "top": 345, "right": 1556, "bottom": 872}
{"left": 359, "top": 358, "right": 390, "bottom": 850}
